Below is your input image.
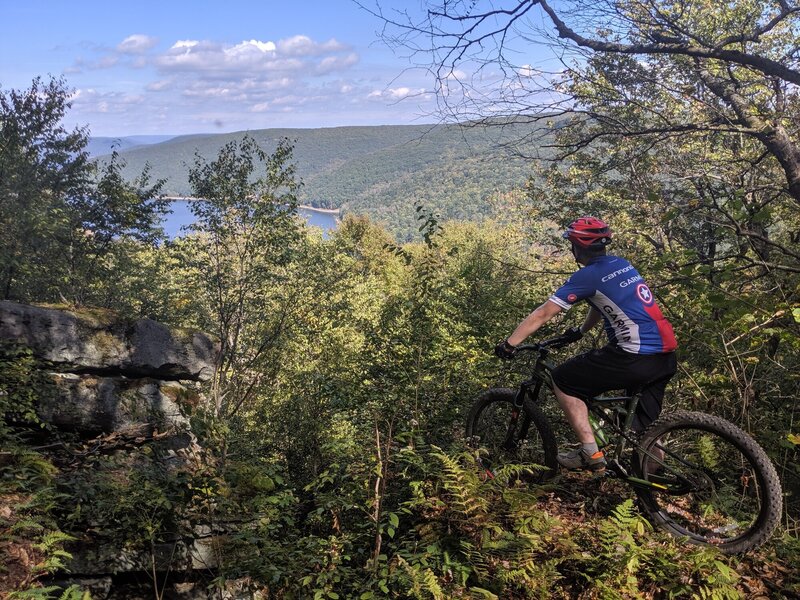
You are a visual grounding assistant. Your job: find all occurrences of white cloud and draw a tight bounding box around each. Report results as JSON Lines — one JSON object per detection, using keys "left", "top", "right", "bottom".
{"left": 117, "top": 34, "right": 158, "bottom": 54}
{"left": 157, "top": 39, "right": 307, "bottom": 75}
{"left": 317, "top": 53, "right": 359, "bottom": 74}
{"left": 226, "top": 39, "right": 277, "bottom": 56}
{"left": 518, "top": 64, "right": 539, "bottom": 78}
{"left": 276, "top": 35, "right": 348, "bottom": 57}
{"left": 146, "top": 80, "right": 172, "bottom": 91}
{"left": 71, "top": 88, "right": 145, "bottom": 115}
{"left": 369, "top": 87, "right": 426, "bottom": 100}
{"left": 445, "top": 69, "right": 467, "bottom": 80}
{"left": 64, "top": 30, "right": 435, "bottom": 135}
{"left": 155, "top": 35, "right": 356, "bottom": 80}
{"left": 172, "top": 40, "right": 199, "bottom": 50}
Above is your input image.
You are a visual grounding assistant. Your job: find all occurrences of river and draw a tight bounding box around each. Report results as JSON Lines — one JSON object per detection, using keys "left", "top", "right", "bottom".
{"left": 161, "top": 199, "right": 339, "bottom": 238}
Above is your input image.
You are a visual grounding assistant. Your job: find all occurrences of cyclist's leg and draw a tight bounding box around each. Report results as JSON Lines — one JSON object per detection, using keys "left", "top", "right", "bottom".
{"left": 552, "top": 348, "right": 615, "bottom": 449}
{"left": 630, "top": 352, "right": 678, "bottom": 432}
{"left": 553, "top": 384, "right": 607, "bottom": 470}
{"left": 551, "top": 347, "right": 629, "bottom": 469}
{"left": 552, "top": 345, "right": 672, "bottom": 438}
{"left": 553, "top": 384, "right": 594, "bottom": 444}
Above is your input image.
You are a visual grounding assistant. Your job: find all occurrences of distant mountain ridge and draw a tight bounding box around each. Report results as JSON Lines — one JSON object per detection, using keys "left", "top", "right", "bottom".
{"left": 92, "top": 122, "right": 553, "bottom": 239}
{"left": 87, "top": 135, "right": 178, "bottom": 157}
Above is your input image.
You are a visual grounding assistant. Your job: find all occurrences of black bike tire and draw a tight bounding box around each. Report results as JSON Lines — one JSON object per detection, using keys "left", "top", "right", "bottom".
{"left": 633, "top": 410, "right": 783, "bottom": 554}
{"left": 465, "top": 388, "right": 558, "bottom": 482}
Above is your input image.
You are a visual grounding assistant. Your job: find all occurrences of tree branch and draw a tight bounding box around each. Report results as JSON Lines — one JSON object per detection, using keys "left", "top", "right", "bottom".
{"left": 536, "top": 0, "right": 800, "bottom": 85}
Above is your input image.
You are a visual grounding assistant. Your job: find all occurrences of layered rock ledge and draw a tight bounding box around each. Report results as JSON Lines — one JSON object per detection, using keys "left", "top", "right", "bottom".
{"left": 1, "top": 302, "right": 225, "bottom": 598}
{"left": 0, "top": 301, "right": 216, "bottom": 381}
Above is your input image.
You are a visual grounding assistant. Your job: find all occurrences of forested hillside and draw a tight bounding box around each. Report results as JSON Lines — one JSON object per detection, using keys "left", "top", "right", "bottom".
{"left": 94, "top": 122, "right": 545, "bottom": 239}
{"left": 2, "top": 73, "right": 799, "bottom": 598}
{"left": 86, "top": 135, "right": 176, "bottom": 157}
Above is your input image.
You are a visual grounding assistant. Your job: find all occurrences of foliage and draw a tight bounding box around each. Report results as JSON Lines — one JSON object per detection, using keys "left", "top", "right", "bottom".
{"left": 91, "top": 121, "right": 547, "bottom": 240}
{"left": 0, "top": 77, "right": 167, "bottom": 304}
{"left": 181, "top": 135, "right": 302, "bottom": 420}
{"left": 2, "top": 65, "right": 799, "bottom": 596}
{"left": 378, "top": 0, "right": 800, "bottom": 528}
{"left": 0, "top": 343, "right": 51, "bottom": 438}
{"left": 0, "top": 446, "right": 76, "bottom": 595}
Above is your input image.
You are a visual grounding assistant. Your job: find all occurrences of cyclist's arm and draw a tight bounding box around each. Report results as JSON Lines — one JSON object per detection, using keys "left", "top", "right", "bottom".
{"left": 580, "top": 306, "right": 602, "bottom": 334}
{"left": 507, "top": 300, "right": 562, "bottom": 346}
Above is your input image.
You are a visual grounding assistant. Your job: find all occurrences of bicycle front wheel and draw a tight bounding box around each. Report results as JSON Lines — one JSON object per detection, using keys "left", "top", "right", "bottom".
{"left": 465, "top": 388, "right": 558, "bottom": 483}
{"left": 633, "top": 411, "right": 783, "bottom": 554}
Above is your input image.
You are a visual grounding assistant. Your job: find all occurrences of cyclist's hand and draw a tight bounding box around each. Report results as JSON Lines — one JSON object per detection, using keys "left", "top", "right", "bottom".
{"left": 561, "top": 326, "right": 583, "bottom": 343}
{"left": 494, "top": 339, "right": 517, "bottom": 360}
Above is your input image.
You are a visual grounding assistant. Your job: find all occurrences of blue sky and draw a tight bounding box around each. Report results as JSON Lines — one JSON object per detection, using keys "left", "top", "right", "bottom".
{"left": 0, "top": 1, "right": 448, "bottom": 136}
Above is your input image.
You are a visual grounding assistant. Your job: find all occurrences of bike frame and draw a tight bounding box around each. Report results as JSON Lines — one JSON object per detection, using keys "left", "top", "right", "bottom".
{"left": 511, "top": 341, "right": 687, "bottom": 493}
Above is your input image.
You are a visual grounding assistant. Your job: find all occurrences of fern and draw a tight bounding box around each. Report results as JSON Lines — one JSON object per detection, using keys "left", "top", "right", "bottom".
{"left": 587, "top": 500, "right": 656, "bottom": 597}
{"left": 397, "top": 556, "right": 446, "bottom": 599}
{"left": 9, "top": 518, "right": 46, "bottom": 533}
{"left": 468, "top": 588, "right": 499, "bottom": 600}
{"left": 684, "top": 552, "right": 742, "bottom": 600}
{"left": 8, "top": 585, "right": 89, "bottom": 600}
{"left": 8, "top": 587, "right": 65, "bottom": 600}
{"left": 694, "top": 584, "right": 742, "bottom": 600}
{"left": 33, "top": 530, "right": 76, "bottom": 552}
{"left": 431, "top": 449, "right": 490, "bottom": 529}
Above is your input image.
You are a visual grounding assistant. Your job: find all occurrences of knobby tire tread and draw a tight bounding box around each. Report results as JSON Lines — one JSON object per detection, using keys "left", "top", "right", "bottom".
{"left": 634, "top": 410, "right": 782, "bottom": 554}
{"left": 465, "top": 388, "right": 558, "bottom": 481}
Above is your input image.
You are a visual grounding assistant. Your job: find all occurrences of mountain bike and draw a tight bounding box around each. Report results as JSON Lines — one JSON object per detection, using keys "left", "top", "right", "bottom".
{"left": 465, "top": 333, "right": 783, "bottom": 554}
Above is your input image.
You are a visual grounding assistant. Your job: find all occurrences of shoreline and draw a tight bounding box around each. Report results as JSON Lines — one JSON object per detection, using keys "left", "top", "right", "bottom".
{"left": 163, "top": 196, "right": 341, "bottom": 215}
{"left": 298, "top": 204, "right": 341, "bottom": 215}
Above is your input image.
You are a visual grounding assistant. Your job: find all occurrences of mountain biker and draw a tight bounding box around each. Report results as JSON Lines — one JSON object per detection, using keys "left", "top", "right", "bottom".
{"left": 495, "top": 217, "right": 678, "bottom": 471}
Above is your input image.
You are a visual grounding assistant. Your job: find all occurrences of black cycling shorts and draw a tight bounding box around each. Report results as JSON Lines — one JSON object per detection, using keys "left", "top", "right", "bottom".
{"left": 551, "top": 345, "right": 677, "bottom": 431}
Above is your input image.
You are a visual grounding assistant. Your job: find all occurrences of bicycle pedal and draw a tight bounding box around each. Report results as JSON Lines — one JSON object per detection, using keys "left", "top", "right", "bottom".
{"left": 606, "top": 459, "right": 627, "bottom": 478}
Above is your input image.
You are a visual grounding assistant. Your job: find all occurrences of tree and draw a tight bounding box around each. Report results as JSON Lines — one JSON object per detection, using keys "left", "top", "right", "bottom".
{"left": 0, "top": 77, "right": 89, "bottom": 299}
{"left": 367, "top": 0, "right": 800, "bottom": 202}
{"left": 182, "top": 135, "right": 302, "bottom": 420}
{"left": 0, "top": 77, "right": 167, "bottom": 303}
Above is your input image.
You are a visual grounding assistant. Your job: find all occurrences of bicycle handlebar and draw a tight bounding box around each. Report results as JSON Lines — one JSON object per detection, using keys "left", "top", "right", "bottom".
{"left": 514, "top": 333, "right": 579, "bottom": 353}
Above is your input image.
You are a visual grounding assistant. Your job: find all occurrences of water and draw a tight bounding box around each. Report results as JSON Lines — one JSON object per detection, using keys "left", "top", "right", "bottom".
{"left": 161, "top": 200, "right": 339, "bottom": 239}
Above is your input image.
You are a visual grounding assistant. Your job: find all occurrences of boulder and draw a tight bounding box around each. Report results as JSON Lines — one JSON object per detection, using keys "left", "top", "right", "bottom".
{"left": 43, "top": 374, "right": 195, "bottom": 436}
{"left": 0, "top": 301, "right": 217, "bottom": 381}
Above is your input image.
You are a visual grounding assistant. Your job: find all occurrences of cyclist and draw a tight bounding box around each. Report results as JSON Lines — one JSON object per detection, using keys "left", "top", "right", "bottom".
{"left": 495, "top": 217, "right": 677, "bottom": 471}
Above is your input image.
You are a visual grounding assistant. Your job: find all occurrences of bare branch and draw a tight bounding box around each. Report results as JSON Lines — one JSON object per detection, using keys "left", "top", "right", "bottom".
{"left": 536, "top": 0, "right": 800, "bottom": 85}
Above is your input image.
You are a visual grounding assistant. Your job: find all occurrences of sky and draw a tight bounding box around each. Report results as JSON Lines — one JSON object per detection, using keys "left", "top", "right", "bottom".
{"left": 0, "top": 0, "right": 449, "bottom": 136}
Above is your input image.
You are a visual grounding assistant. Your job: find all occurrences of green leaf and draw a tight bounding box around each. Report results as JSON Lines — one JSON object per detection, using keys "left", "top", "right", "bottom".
{"left": 469, "top": 588, "right": 499, "bottom": 599}
{"left": 388, "top": 512, "right": 399, "bottom": 527}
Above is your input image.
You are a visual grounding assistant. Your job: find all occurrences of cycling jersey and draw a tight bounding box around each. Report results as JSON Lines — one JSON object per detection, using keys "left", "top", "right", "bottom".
{"left": 549, "top": 255, "right": 677, "bottom": 354}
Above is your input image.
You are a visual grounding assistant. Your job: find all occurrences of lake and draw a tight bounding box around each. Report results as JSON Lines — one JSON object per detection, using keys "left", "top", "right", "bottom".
{"left": 161, "top": 200, "right": 339, "bottom": 238}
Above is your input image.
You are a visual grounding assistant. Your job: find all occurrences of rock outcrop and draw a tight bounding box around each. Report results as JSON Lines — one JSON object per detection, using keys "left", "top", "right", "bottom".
{"left": 0, "top": 302, "right": 227, "bottom": 598}
{"left": 0, "top": 301, "right": 216, "bottom": 381}
{"left": 1, "top": 301, "right": 216, "bottom": 438}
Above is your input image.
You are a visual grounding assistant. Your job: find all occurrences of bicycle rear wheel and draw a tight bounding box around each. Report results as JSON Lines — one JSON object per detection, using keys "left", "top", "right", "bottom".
{"left": 465, "top": 388, "right": 558, "bottom": 483}
{"left": 633, "top": 411, "right": 782, "bottom": 554}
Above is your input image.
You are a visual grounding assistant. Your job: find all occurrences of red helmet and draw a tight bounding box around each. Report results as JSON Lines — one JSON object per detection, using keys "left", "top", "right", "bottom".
{"left": 562, "top": 217, "right": 612, "bottom": 249}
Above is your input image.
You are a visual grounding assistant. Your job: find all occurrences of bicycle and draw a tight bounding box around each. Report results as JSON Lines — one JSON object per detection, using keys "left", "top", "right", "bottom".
{"left": 465, "top": 332, "right": 783, "bottom": 554}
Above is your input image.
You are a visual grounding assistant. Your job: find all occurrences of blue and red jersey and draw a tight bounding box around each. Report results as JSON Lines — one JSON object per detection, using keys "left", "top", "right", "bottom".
{"left": 549, "top": 255, "right": 677, "bottom": 355}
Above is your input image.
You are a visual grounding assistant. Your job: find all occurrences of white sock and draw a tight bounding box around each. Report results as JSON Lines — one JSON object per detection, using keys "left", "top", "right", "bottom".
{"left": 582, "top": 441, "right": 600, "bottom": 455}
